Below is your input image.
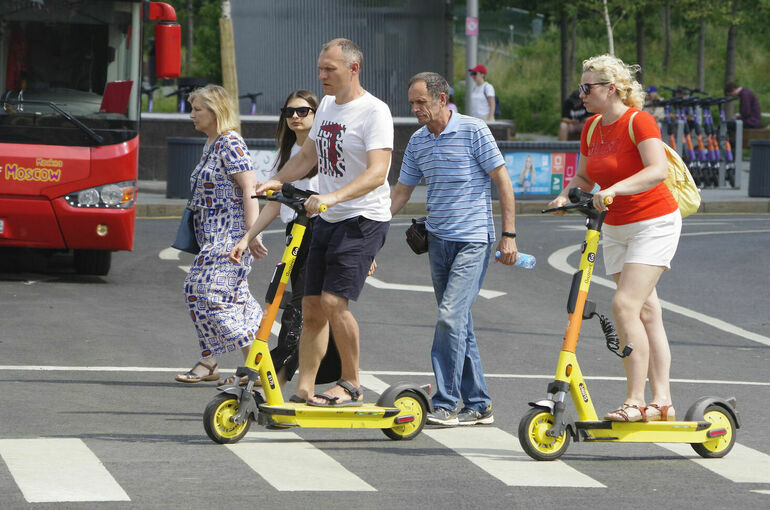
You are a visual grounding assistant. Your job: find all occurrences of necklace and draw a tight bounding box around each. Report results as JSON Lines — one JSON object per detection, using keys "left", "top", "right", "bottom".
{"left": 598, "top": 117, "right": 616, "bottom": 145}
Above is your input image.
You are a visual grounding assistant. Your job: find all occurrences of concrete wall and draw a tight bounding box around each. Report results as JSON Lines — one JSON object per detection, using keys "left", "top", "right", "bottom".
{"left": 139, "top": 113, "right": 515, "bottom": 185}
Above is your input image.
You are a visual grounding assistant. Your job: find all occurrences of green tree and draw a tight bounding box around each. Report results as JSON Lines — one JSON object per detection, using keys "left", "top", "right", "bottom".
{"left": 189, "top": 1, "right": 222, "bottom": 82}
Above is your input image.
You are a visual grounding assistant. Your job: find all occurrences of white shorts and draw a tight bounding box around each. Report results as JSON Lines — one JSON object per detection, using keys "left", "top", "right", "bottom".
{"left": 602, "top": 210, "right": 682, "bottom": 276}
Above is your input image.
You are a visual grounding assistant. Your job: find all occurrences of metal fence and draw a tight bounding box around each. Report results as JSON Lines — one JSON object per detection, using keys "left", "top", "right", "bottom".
{"left": 231, "top": 0, "right": 451, "bottom": 117}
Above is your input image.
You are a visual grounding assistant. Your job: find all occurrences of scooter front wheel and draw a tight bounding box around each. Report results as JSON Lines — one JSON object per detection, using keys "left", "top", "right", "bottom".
{"left": 381, "top": 390, "right": 427, "bottom": 441}
{"left": 518, "top": 408, "right": 571, "bottom": 461}
{"left": 204, "top": 393, "right": 252, "bottom": 444}
{"left": 691, "top": 404, "right": 736, "bottom": 458}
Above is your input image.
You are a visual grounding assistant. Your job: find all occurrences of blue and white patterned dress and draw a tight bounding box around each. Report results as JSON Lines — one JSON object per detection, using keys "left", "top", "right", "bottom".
{"left": 184, "top": 131, "right": 263, "bottom": 358}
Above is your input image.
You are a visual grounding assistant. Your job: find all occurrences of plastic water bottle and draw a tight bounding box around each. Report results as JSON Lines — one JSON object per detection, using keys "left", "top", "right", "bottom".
{"left": 496, "top": 251, "right": 536, "bottom": 269}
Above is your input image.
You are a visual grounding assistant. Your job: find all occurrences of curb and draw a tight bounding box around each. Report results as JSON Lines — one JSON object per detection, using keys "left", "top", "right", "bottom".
{"left": 136, "top": 199, "right": 770, "bottom": 218}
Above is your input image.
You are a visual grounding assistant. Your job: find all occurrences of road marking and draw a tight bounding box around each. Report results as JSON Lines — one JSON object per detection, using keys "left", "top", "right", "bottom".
{"left": 359, "top": 374, "right": 390, "bottom": 395}
{"left": 656, "top": 442, "right": 770, "bottom": 484}
{"left": 752, "top": 490, "right": 770, "bottom": 495}
{"left": 365, "top": 276, "right": 506, "bottom": 300}
{"left": 158, "top": 247, "right": 180, "bottom": 260}
{"left": 548, "top": 243, "right": 770, "bottom": 346}
{"left": 681, "top": 229, "right": 770, "bottom": 237}
{"left": 0, "top": 438, "right": 130, "bottom": 503}
{"left": 0, "top": 366, "right": 767, "bottom": 387}
{"left": 424, "top": 427, "right": 605, "bottom": 488}
{"left": 226, "top": 432, "right": 375, "bottom": 491}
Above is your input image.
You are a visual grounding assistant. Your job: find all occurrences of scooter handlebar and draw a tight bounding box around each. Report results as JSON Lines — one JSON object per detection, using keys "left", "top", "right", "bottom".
{"left": 253, "top": 184, "right": 327, "bottom": 213}
{"left": 541, "top": 188, "right": 609, "bottom": 215}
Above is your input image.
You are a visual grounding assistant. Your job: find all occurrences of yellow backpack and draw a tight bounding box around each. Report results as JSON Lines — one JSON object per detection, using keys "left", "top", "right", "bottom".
{"left": 586, "top": 112, "right": 701, "bottom": 218}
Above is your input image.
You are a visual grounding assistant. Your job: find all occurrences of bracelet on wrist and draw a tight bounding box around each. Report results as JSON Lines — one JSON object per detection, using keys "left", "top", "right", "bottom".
{"left": 502, "top": 232, "right": 517, "bottom": 238}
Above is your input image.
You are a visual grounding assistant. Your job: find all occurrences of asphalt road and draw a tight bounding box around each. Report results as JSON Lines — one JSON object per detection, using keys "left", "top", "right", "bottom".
{"left": 0, "top": 213, "right": 768, "bottom": 509}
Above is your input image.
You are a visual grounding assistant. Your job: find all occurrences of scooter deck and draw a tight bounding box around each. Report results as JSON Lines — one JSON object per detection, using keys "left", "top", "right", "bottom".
{"left": 575, "top": 419, "right": 717, "bottom": 443}
{"left": 260, "top": 403, "right": 404, "bottom": 429}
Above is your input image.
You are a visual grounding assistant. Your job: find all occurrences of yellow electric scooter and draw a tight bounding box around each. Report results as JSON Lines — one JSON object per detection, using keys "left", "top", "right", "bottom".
{"left": 203, "top": 183, "right": 431, "bottom": 444}
{"left": 518, "top": 188, "right": 740, "bottom": 461}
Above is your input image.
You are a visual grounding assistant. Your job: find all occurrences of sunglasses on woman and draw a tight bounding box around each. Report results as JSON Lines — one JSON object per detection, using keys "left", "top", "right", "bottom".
{"left": 578, "top": 82, "right": 610, "bottom": 95}
{"left": 281, "top": 106, "right": 315, "bottom": 118}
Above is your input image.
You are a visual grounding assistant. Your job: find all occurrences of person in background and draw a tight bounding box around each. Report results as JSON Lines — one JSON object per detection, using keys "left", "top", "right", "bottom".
{"left": 229, "top": 89, "right": 340, "bottom": 389}
{"left": 468, "top": 64, "right": 495, "bottom": 122}
{"left": 255, "top": 38, "right": 393, "bottom": 406}
{"left": 447, "top": 86, "right": 458, "bottom": 113}
{"left": 725, "top": 81, "right": 762, "bottom": 129}
{"left": 175, "top": 85, "right": 267, "bottom": 384}
{"left": 643, "top": 85, "right": 665, "bottom": 123}
{"left": 391, "top": 72, "right": 519, "bottom": 426}
{"left": 558, "top": 89, "right": 589, "bottom": 140}
{"left": 548, "top": 54, "right": 681, "bottom": 423}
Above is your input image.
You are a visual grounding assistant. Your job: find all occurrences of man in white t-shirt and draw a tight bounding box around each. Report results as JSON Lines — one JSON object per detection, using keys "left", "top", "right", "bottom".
{"left": 256, "top": 38, "right": 393, "bottom": 406}
{"left": 468, "top": 64, "right": 495, "bottom": 121}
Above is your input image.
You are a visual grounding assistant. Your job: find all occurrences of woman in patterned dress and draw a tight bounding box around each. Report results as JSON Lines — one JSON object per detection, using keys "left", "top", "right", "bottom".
{"left": 175, "top": 85, "right": 268, "bottom": 383}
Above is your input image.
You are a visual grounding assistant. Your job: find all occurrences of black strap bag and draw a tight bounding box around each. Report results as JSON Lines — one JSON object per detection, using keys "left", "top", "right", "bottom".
{"left": 405, "top": 217, "right": 428, "bottom": 254}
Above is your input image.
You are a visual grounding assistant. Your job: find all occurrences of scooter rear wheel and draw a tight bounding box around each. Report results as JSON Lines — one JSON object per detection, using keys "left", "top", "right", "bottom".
{"left": 381, "top": 390, "right": 427, "bottom": 441}
{"left": 518, "top": 408, "right": 570, "bottom": 461}
{"left": 691, "top": 404, "right": 736, "bottom": 458}
{"left": 204, "top": 393, "right": 251, "bottom": 444}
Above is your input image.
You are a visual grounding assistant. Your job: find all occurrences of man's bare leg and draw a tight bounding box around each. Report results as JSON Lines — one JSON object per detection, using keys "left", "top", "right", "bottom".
{"left": 307, "top": 291, "right": 362, "bottom": 404}
{"left": 294, "top": 295, "right": 330, "bottom": 400}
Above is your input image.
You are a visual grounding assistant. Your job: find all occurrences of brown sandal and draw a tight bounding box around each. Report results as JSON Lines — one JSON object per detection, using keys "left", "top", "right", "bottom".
{"left": 217, "top": 374, "right": 252, "bottom": 386}
{"left": 604, "top": 403, "right": 646, "bottom": 422}
{"left": 175, "top": 361, "right": 219, "bottom": 383}
{"left": 645, "top": 403, "right": 675, "bottom": 421}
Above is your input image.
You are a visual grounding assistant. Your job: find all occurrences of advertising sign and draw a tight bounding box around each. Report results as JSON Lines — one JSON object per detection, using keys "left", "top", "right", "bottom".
{"left": 503, "top": 151, "right": 579, "bottom": 196}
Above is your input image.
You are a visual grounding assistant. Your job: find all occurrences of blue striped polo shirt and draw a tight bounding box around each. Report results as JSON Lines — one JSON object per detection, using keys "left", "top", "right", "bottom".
{"left": 399, "top": 112, "right": 505, "bottom": 243}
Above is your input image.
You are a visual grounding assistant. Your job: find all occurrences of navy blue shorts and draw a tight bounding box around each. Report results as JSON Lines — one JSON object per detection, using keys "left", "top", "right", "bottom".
{"left": 304, "top": 216, "right": 389, "bottom": 301}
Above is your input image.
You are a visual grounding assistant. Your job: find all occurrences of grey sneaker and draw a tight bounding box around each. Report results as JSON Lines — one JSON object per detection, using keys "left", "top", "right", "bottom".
{"left": 457, "top": 406, "right": 494, "bottom": 425}
{"left": 426, "top": 407, "right": 459, "bottom": 426}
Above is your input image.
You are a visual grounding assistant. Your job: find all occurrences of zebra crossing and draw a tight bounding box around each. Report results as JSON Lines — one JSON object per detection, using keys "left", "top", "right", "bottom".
{"left": 2, "top": 373, "right": 769, "bottom": 503}
{"left": 1, "top": 423, "right": 769, "bottom": 502}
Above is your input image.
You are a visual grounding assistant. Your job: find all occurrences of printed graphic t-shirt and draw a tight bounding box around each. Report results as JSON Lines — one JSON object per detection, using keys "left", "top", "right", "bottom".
{"left": 308, "top": 92, "right": 394, "bottom": 223}
{"left": 581, "top": 108, "right": 677, "bottom": 225}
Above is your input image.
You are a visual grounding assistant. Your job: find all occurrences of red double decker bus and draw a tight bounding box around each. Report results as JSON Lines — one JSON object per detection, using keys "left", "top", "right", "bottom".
{"left": 0, "top": 0, "right": 180, "bottom": 274}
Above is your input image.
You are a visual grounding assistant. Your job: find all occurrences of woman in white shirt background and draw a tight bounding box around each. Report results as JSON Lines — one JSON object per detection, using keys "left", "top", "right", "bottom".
{"left": 468, "top": 64, "right": 495, "bottom": 121}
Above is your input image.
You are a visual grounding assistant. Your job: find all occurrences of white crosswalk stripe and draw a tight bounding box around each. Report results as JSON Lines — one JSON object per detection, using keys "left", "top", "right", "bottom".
{"left": 3, "top": 433, "right": 770, "bottom": 498}
{"left": 0, "top": 438, "right": 130, "bottom": 503}
{"left": 226, "top": 431, "right": 376, "bottom": 491}
{"left": 656, "top": 442, "right": 770, "bottom": 484}
{"left": 424, "top": 427, "right": 605, "bottom": 488}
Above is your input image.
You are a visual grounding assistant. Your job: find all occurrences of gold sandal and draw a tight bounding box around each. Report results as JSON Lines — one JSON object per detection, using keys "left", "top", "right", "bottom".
{"left": 175, "top": 361, "right": 219, "bottom": 383}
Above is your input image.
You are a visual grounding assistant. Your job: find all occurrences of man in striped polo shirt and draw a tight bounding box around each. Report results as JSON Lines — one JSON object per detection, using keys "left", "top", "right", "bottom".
{"left": 391, "top": 72, "right": 520, "bottom": 426}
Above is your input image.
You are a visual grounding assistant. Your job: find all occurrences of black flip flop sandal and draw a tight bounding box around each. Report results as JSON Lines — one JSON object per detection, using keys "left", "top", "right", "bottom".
{"left": 307, "top": 379, "right": 363, "bottom": 407}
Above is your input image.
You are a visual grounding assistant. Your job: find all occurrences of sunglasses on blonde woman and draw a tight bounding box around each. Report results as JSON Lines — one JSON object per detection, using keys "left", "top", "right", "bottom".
{"left": 578, "top": 82, "right": 610, "bottom": 95}
{"left": 281, "top": 106, "right": 315, "bottom": 118}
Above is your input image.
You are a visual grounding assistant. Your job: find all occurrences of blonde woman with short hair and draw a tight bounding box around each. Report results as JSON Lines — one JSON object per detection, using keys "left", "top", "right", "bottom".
{"left": 175, "top": 84, "right": 267, "bottom": 384}
{"left": 547, "top": 55, "right": 682, "bottom": 423}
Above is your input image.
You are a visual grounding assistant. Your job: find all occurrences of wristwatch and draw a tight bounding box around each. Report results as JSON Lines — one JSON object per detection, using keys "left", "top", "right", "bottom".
{"left": 502, "top": 232, "right": 517, "bottom": 238}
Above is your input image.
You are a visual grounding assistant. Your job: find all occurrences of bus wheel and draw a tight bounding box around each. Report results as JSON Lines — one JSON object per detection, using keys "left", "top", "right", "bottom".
{"left": 74, "top": 250, "right": 111, "bottom": 276}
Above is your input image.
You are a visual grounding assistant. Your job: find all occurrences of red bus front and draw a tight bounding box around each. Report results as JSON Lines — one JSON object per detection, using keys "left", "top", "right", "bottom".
{"left": 0, "top": 0, "right": 179, "bottom": 274}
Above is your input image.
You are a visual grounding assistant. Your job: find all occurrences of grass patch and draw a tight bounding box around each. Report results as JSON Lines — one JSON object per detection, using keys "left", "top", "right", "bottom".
{"left": 454, "top": 19, "right": 770, "bottom": 136}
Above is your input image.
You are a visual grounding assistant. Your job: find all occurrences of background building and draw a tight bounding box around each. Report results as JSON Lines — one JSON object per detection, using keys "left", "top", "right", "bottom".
{"left": 232, "top": 0, "right": 452, "bottom": 117}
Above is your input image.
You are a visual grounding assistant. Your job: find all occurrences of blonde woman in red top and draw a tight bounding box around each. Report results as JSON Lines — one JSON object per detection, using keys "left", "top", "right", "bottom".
{"left": 548, "top": 54, "right": 681, "bottom": 423}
